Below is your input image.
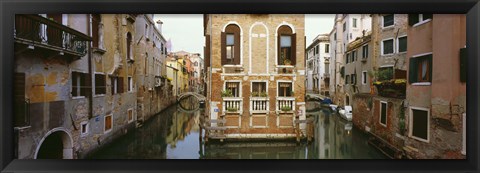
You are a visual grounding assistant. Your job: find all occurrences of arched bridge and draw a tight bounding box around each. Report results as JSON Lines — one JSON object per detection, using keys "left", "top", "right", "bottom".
{"left": 177, "top": 92, "right": 206, "bottom": 102}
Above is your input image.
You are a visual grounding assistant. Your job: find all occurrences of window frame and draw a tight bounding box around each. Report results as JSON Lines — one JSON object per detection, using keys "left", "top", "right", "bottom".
{"left": 224, "top": 80, "right": 242, "bottom": 98}
{"left": 126, "top": 32, "right": 133, "bottom": 61}
{"left": 382, "top": 14, "right": 395, "bottom": 29}
{"left": 80, "top": 121, "right": 89, "bottom": 137}
{"left": 381, "top": 38, "right": 395, "bottom": 56}
{"left": 410, "top": 52, "right": 433, "bottom": 85}
{"left": 277, "top": 80, "right": 294, "bottom": 97}
{"left": 127, "top": 76, "right": 133, "bottom": 92}
{"left": 222, "top": 24, "right": 242, "bottom": 66}
{"left": 325, "top": 44, "right": 330, "bottom": 53}
{"left": 250, "top": 80, "right": 268, "bottom": 96}
{"left": 71, "top": 71, "right": 86, "bottom": 99}
{"left": 127, "top": 108, "right": 134, "bottom": 123}
{"left": 409, "top": 106, "right": 430, "bottom": 143}
{"left": 362, "top": 71, "right": 368, "bottom": 85}
{"left": 94, "top": 72, "right": 106, "bottom": 96}
{"left": 397, "top": 35, "right": 407, "bottom": 53}
{"left": 104, "top": 114, "right": 113, "bottom": 134}
{"left": 379, "top": 101, "right": 388, "bottom": 127}
{"left": 362, "top": 44, "right": 369, "bottom": 59}
{"left": 412, "top": 14, "right": 433, "bottom": 28}
{"left": 352, "top": 18, "right": 357, "bottom": 28}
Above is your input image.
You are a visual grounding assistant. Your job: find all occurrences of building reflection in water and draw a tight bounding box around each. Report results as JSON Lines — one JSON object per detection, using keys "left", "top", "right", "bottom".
{"left": 88, "top": 98, "right": 386, "bottom": 159}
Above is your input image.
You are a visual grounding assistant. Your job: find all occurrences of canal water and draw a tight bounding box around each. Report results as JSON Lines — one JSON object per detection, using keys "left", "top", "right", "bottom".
{"left": 88, "top": 100, "right": 387, "bottom": 159}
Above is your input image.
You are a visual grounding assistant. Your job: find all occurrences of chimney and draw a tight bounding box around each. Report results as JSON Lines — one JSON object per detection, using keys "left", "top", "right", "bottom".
{"left": 156, "top": 20, "right": 163, "bottom": 33}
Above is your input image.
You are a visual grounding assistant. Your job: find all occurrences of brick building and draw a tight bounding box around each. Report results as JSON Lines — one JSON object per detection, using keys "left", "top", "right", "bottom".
{"left": 203, "top": 14, "right": 306, "bottom": 140}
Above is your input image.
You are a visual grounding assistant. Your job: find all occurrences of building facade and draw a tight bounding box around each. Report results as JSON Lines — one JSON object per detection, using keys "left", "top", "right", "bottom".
{"left": 306, "top": 34, "right": 330, "bottom": 95}
{"left": 404, "top": 14, "right": 466, "bottom": 159}
{"left": 204, "top": 14, "right": 307, "bottom": 140}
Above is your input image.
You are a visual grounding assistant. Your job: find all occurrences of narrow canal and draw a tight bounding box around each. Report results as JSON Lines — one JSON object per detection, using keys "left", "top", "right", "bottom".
{"left": 88, "top": 99, "right": 387, "bottom": 159}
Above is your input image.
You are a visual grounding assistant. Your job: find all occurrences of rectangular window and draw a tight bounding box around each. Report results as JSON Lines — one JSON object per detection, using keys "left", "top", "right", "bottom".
{"left": 380, "top": 101, "right": 387, "bottom": 126}
{"left": 325, "top": 44, "right": 329, "bottom": 53}
{"left": 81, "top": 121, "right": 89, "bottom": 136}
{"left": 398, "top": 36, "right": 407, "bottom": 53}
{"left": 95, "top": 74, "right": 106, "bottom": 95}
{"left": 362, "top": 45, "right": 368, "bottom": 58}
{"left": 343, "top": 22, "right": 346, "bottom": 32}
{"left": 71, "top": 71, "right": 87, "bottom": 97}
{"left": 315, "top": 45, "right": 319, "bottom": 54}
{"left": 128, "top": 76, "right": 133, "bottom": 92}
{"left": 325, "top": 62, "right": 329, "bottom": 74}
{"left": 351, "top": 50, "right": 356, "bottom": 62}
{"left": 225, "top": 82, "right": 240, "bottom": 97}
{"left": 278, "top": 82, "right": 293, "bottom": 97}
{"left": 383, "top": 14, "right": 394, "bottom": 27}
{"left": 252, "top": 82, "right": 267, "bottom": 95}
{"left": 409, "top": 14, "right": 433, "bottom": 26}
{"left": 410, "top": 108, "right": 429, "bottom": 142}
{"left": 362, "top": 71, "right": 367, "bottom": 84}
{"left": 104, "top": 114, "right": 112, "bottom": 133}
{"left": 334, "top": 33, "right": 336, "bottom": 40}
{"left": 409, "top": 54, "right": 432, "bottom": 83}
{"left": 280, "top": 35, "right": 292, "bottom": 65}
{"left": 382, "top": 39, "right": 394, "bottom": 55}
{"left": 226, "top": 34, "right": 235, "bottom": 62}
{"left": 345, "top": 75, "right": 350, "bottom": 84}
{"left": 353, "top": 18, "right": 357, "bottom": 28}
{"left": 111, "top": 76, "right": 124, "bottom": 94}
{"left": 346, "top": 53, "right": 350, "bottom": 64}
{"left": 128, "top": 109, "right": 134, "bottom": 123}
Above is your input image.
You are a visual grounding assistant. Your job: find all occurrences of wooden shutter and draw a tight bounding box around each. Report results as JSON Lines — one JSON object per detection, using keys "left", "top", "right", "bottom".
{"left": 221, "top": 32, "right": 227, "bottom": 65}
{"left": 233, "top": 31, "right": 241, "bottom": 65}
{"left": 277, "top": 34, "right": 281, "bottom": 65}
{"left": 118, "top": 77, "right": 124, "bottom": 93}
{"left": 409, "top": 58, "right": 417, "bottom": 83}
{"left": 408, "top": 14, "right": 419, "bottom": 26}
{"left": 291, "top": 33, "right": 297, "bottom": 65}
{"left": 460, "top": 48, "right": 466, "bottom": 82}
{"left": 205, "top": 35, "right": 211, "bottom": 68}
{"left": 110, "top": 77, "right": 115, "bottom": 94}
{"left": 92, "top": 14, "right": 100, "bottom": 48}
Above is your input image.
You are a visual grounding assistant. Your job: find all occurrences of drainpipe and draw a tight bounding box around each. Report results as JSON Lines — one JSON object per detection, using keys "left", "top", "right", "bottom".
{"left": 88, "top": 14, "right": 93, "bottom": 119}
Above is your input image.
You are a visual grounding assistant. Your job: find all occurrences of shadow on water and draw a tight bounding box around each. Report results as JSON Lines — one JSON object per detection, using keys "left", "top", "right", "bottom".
{"left": 88, "top": 100, "right": 387, "bottom": 159}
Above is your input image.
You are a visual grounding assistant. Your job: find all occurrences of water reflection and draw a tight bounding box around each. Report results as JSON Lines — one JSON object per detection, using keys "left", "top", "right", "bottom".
{"left": 89, "top": 100, "right": 387, "bottom": 159}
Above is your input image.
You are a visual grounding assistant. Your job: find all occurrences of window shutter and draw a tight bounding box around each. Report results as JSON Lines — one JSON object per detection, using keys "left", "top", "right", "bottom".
{"left": 460, "top": 48, "right": 466, "bottom": 82}
{"left": 427, "top": 54, "right": 433, "bottom": 82}
{"left": 221, "top": 32, "right": 227, "bottom": 65}
{"left": 205, "top": 35, "right": 211, "bottom": 68}
{"left": 110, "top": 77, "right": 115, "bottom": 94}
{"left": 408, "top": 14, "right": 418, "bottom": 26}
{"left": 409, "top": 58, "right": 417, "bottom": 83}
{"left": 234, "top": 31, "right": 241, "bottom": 64}
{"left": 277, "top": 34, "right": 281, "bottom": 65}
{"left": 118, "top": 77, "right": 124, "bottom": 93}
{"left": 291, "top": 33, "right": 297, "bottom": 65}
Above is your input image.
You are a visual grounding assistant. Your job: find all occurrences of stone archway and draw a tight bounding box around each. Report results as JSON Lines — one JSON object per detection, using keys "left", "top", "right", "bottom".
{"left": 34, "top": 128, "right": 73, "bottom": 159}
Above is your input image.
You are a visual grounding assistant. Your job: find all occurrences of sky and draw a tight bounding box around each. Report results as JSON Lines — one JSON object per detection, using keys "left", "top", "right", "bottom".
{"left": 153, "top": 14, "right": 335, "bottom": 57}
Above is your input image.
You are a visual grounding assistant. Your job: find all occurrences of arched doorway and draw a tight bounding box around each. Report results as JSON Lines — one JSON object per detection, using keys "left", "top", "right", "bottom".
{"left": 35, "top": 129, "right": 73, "bottom": 159}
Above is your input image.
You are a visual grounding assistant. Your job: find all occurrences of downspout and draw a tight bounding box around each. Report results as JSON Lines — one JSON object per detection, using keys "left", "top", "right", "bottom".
{"left": 88, "top": 14, "right": 93, "bottom": 119}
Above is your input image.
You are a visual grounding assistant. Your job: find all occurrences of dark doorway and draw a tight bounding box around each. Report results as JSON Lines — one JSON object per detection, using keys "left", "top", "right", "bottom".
{"left": 37, "top": 132, "right": 64, "bottom": 159}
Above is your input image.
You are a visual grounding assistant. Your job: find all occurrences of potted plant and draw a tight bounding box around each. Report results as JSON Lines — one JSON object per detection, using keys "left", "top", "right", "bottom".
{"left": 226, "top": 107, "right": 238, "bottom": 112}
{"left": 283, "top": 59, "right": 292, "bottom": 65}
{"left": 221, "top": 89, "right": 233, "bottom": 97}
{"left": 281, "top": 106, "right": 292, "bottom": 111}
{"left": 251, "top": 91, "right": 259, "bottom": 97}
{"left": 260, "top": 91, "right": 268, "bottom": 97}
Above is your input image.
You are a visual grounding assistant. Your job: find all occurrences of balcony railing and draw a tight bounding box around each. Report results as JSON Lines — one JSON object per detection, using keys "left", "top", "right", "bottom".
{"left": 14, "top": 98, "right": 30, "bottom": 127}
{"left": 222, "top": 97, "right": 243, "bottom": 114}
{"left": 250, "top": 97, "right": 269, "bottom": 114}
{"left": 14, "top": 14, "right": 92, "bottom": 58}
{"left": 276, "top": 97, "right": 295, "bottom": 112}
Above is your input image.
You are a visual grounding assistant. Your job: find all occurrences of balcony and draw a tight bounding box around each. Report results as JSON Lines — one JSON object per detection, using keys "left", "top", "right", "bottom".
{"left": 222, "top": 97, "right": 243, "bottom": 114}
{"left": 14, "top": 14, "right": 92, "bottom": 60}
{"left": 249, "top": 97, "right": 269, "bottom": 114}
{"left": 276, "top": 97, "right": 295, "bottom": 114}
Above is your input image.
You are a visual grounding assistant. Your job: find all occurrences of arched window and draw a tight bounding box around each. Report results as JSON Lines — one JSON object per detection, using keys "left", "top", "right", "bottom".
{"left": 221, "top": 24, "right": 241, "bottom": 65}
{"left": 277, "top": 25, "right": 296, "bottom": 65}
{"left": 127, "top": 32, "right": 133, "bottom": 60}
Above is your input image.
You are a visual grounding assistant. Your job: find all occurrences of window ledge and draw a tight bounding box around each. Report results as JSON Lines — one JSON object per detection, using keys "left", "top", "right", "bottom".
{"left": 382, "top": 25, "right": 394, "bottom": 30}
{"left": 276, "top": 65, "right": 294, "bottom": 68}
{"left": 381, "top": 53, "right": 394, "bottom": 57}
{"left": 413, "top": 19, "right": 432, "bottom": 28}
{"left": 223, "top": 64, "right": 242, "bottom": 67}
{"left": 412, "top": 82, "right": 431, "bottom": 86}
{"left": 72, "top": 96, "right": 86, "bottom": 100}
{"left": 94, "top": 94, "right": 106, "bottom": 98}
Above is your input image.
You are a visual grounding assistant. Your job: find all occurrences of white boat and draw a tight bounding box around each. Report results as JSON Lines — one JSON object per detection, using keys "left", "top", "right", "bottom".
{"left": 329, "top": 104, "right": 338, "bottom": 111}
{"left": 338, "top": 106, "right": 352, "bottom": 121}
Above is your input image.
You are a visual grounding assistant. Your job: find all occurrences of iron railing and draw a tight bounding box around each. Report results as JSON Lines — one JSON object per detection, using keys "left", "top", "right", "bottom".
{"left": 14, "top": 14, "right": 92, "bottom": 57}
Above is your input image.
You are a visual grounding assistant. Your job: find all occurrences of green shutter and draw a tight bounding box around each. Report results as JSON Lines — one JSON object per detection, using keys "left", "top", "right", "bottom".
{"left": 428, "top": 55, "right": 433, "bottom": 82}
{"left": 460, "top": 48, "right": 466, "bottom": 82}
{"left": 409, "top": 58, "right": 417, "bottom": 83}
